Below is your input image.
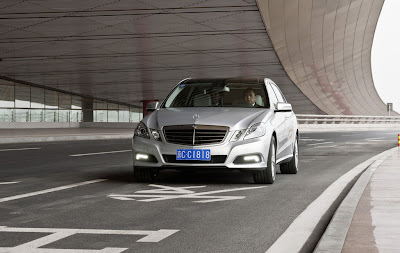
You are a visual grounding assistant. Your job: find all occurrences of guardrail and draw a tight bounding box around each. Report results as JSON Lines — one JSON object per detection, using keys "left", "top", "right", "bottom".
{"left": 296, "top": 114, "right": 400, "bottom": 124}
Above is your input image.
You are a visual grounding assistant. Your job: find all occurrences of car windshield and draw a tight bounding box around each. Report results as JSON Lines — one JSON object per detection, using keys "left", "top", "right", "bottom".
{"left": 163, "top": 80, "right": 269, "bottom": 108}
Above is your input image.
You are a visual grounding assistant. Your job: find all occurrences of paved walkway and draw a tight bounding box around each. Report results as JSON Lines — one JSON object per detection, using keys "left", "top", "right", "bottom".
{"left": 342, "top": 148, "right": 400, "bottom": 252}
{"left": 0, "top": 128, "right": 134, "bottom": 144}
{"left": 316, "top": 147, "right": 400, "bottom": 252}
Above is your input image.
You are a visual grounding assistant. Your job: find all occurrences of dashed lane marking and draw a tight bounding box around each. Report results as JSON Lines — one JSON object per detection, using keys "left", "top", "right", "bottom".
{"left": 70, "top": 150, "right": 131, "bottom": 157}
{"left": 312, "top": 145, "right": 338, "bottom": 148}
{"left": 300, "top": 139, "right": 326, "bottom": 142}
{"left": 307, "top": 142, "right": 334, "bottom": 146}
{"left": 0, "top": 179, "right": 106, "bottom": 203}
{"left": 0, "top": 181, "right": 19, "bottom": 185}
{"left": 109, "top": 184, "right": 268, "bottom": 203}
{"left": 0, "top": 226, "right": 179, "bottom": 252}
{"left": 0, "top": 148, "right": 41, "bottom": 152}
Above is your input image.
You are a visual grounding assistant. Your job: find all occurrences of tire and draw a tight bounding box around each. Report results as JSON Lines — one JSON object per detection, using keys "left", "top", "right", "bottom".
{"left": 133, "top": 166, "right": 158, "bottom": 182}
{"left": 280, "top": 136, "right": 299, "bottom": 174}
{"left": 253, "top": 136, "right": 276, "bottom": 184}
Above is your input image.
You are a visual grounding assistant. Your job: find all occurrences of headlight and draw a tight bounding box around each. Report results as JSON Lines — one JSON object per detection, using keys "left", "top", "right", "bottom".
{"left": 150, "top": 129, "right": 162, "bottom": 141}
{"left": 230, "top": 129, "right": 246, "bottom": 142}
{"left": 244, "top": 122, "right": 266, "bottom": 140}
{"left": 134, "top": 122, "right": 150, "bottom": 139}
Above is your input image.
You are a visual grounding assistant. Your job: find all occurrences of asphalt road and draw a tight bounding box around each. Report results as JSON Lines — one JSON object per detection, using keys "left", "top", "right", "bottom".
{"left": 0, "top": 130, "right": 398, "bottom": 253}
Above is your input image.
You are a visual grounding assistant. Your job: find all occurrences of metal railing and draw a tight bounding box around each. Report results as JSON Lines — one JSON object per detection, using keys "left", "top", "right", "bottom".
{"left": 296, "top": 114, "right": 400, "bottom": 124}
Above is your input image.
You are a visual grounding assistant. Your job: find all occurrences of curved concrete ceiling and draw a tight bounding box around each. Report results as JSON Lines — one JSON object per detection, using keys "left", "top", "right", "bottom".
{"left": 0, "top": 0, "right": 390, "bottom": 115}
{"left": 257, "top": 0, "right": 394, "bottom": 115}
{"left": 0, "top": 0, "right": 323, "bottom": 114}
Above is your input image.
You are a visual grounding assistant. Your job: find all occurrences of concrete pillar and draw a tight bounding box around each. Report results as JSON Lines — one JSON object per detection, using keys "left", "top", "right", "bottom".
{"left": 82, "top": 97, "right": 94, "bottom": 122}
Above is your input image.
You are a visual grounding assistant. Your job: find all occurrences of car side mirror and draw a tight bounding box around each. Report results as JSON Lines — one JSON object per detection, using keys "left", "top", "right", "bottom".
{"left": 275, "top": 102, "right": 292, "bottom": 112}
{"left": 146, "top": 101, "right": 159, "bottom": 111}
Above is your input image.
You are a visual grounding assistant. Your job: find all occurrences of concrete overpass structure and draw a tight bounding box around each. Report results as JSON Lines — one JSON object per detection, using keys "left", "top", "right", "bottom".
{"left": 0, "top": 0, "right": 394, "bottom": 123}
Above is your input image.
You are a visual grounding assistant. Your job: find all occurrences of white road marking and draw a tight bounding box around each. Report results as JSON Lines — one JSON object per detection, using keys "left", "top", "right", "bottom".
{"left": 307, "top": 142, "right": 334, "bottom": 146}
{"left": 109, "top": 184, "right": 267, "bottom": 203}
{"left": 136, "top": 184, "right": 207, "bottom": 194}
{"left": 70, "top": 150, "right": 131, "bottom": 157}
{"left": 314, "top": 145, "right": 338, "bottom": 148}
{"left": 0, "top": 179, "right": 106, "bottom": 203}
{"left": 365, "top": 139, "right": 387, "bottom": 142}
{"left": 0, "top": 226, "right": 178, "bottom": 252}
{"left": 300, "top": 139, "right": 326, "bottom": 142}
{"left": 0, "top": 147, "right": 41, "bottom": 152}
{"left": 345, "top": 142, "right": 380, "bottom": 145}
{"left": 0, "top": 181, "right": 19, "bottom": 185}
{"left": 366, "top": 137, "right": 385, "bottom": 140}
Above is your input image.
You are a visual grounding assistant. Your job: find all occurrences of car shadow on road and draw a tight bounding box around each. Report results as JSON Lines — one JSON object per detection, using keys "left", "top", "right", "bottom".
{"left": 150, "top": 170, "right": 255, "bottom": 185}
{"left": 96, "top": 167, "right": 256, "bottom": 185}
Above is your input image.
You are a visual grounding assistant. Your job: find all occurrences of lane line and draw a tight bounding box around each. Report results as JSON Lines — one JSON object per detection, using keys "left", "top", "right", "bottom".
{"left": 0, "top": 148, "right": 41, "bottom": 152}
{"left": 70, "top": 150, "right": 131, "bottom": 157}
{"left": 307, "top": 142, "right": 334, "bottom": 146}
{"left": 0, "top": 181, "right": 19, "bottom": 185}
{"left": 312, "top": 145, "right": 338, "bottom": 148}
{"left": 344, "top": 142, "right": 367, "bottom": 145}
{"left": 0, "top": 179, "right": 106, "bottom": 203}
{"left": 300, "top": 139, "right": 326, "bottom": 142}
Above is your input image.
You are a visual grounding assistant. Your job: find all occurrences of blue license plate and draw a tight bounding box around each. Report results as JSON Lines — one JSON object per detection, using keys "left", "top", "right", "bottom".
{"left": 176, "top": 149, "right": 211, "bottom": 161}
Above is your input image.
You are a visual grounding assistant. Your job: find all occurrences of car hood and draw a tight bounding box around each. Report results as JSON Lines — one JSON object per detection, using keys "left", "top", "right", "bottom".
{"left": 145, "top": 107, "right": 272, "bottom": 131}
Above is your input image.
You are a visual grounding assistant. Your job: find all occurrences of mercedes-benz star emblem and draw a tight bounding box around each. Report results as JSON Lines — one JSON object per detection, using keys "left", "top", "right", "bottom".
{"left": 193, "top": 114, "right": 200, "bottom": 124}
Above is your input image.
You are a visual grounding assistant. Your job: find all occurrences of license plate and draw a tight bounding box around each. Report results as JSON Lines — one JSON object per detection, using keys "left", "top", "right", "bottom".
{"left": 176, "top": 149, "right": 211, "bottom": 161}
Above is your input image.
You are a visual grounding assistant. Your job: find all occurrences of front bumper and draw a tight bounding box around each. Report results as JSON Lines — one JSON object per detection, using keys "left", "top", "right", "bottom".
{"left": 132, "top": 132, "right": 271, "bottom": 171}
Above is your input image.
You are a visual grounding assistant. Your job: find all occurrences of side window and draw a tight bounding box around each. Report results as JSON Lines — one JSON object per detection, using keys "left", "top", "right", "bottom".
{"left": 267, "top": 83, "right": 279, "bottom": 106}
{"left": 271, "top": 83, "right": 286, "bottom": 103}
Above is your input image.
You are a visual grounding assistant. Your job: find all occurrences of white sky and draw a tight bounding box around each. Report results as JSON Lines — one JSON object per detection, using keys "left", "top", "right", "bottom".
{"left": 371, "top": 0, "right": 400, "bottom": 114}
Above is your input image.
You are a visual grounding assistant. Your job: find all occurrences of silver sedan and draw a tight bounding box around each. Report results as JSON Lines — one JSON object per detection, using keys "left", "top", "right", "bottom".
{"left": 132, "top": 77, "right": 299, "bottom": 184}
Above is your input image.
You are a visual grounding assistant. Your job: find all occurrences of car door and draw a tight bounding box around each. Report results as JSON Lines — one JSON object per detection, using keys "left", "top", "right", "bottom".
{"left": 270, "top": 82, "right": 294, "bottom": 159}
{"left": 266, "top": 82, "right": 287, "bottom": 162}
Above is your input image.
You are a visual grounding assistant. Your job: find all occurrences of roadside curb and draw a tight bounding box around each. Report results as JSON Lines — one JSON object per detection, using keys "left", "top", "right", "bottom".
{"left": 314, "top": 147, "right": 396, "bottom": 252}
{"left": 265, "top": 147, "right": 397, "bottom": 253}
{"left": 0, "top": 134, "right": 133, "bottom": 144}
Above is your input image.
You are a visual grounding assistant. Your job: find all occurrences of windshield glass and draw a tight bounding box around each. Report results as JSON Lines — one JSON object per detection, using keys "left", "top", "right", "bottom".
{"left": 163, "top": 80, "right": 269, "bottom": 108}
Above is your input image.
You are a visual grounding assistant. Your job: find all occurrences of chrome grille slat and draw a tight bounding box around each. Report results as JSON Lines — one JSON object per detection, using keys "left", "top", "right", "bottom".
{"left": 163, "top": 125, "right": 228, "bottom": 146}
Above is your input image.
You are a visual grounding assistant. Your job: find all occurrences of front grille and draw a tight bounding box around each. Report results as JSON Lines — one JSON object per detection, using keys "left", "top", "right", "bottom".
{"left": 163, "top": 155, "right": 227, "bottom": 164}
{"left": 163, "top": 125, "right": 228, "bottom": 145}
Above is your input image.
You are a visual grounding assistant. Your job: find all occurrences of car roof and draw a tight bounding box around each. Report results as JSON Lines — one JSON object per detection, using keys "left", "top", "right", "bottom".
{"left": 181, "top": 77, "right": 269, "bottom": 84}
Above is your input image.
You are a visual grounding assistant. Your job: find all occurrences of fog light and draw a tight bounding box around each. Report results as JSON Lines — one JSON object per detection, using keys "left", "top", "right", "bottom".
{"left": 243, "top": 155, "right": 261, "bottom": 163}
{"left": 136, "top": 154, "right": 149, "bottom": 160}
{"left": 233, "top": 154, "right": 262, "bottom": 164}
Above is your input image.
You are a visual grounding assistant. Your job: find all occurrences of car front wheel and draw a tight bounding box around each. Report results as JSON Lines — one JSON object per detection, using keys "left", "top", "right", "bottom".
{"left": 280, "top": 136, "right": 299, "bottom": 174}
{"left": 253, "top": 136, "right": 276, "bottom": 184}
{"left": 133, "top": 166, "right": 158, "bottom": 182}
